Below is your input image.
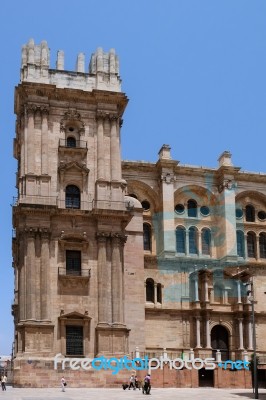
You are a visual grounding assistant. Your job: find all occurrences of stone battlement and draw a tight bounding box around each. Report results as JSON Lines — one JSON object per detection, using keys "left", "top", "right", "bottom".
{"left": 20, "top": 39, "right": 121, "bottom": 92}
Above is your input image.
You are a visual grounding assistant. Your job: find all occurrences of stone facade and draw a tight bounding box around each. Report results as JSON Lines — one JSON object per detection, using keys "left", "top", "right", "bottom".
{"left": 11, "top": 39, "right": 266, "bottom": 388}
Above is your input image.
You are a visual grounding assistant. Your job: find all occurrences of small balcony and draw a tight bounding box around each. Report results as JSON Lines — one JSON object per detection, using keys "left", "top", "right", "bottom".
{"left": 59, "top": 139, "right": 88, "bottom": 149}
{"left": 58, "top": 139, "right": 88, "bottom": 159}
{"left": 58, "top": 267, "right": 91, "bottom": 293}
{"left": 58, "top": 267, "right": 91, "bottom": 278}
{"left": 13, "top": 195, "right": 57, "bottom": 207}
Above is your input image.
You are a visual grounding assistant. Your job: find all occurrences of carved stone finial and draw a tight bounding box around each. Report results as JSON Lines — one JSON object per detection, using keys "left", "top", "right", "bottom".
{"left": 158, "top": 144, "right": 171, "bottom": 160}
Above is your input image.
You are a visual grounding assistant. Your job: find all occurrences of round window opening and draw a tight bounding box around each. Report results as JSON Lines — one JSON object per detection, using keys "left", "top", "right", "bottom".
{"left": 235, "top": 208, "right": 243, "bottom": 219}
{"left": 200, "top": 206, "right": 210, "bottom": 216}
{"left": 258, "top": 211, "right": 266, "bottom": 221}
{"left": 142, "top": 200, "right": 150, "bottom": 211}
{"left": 175, "top": 204, "right": 185, "bottom": 214}
{"left": 68, "top": 127, "right": 74, "bottom": 132}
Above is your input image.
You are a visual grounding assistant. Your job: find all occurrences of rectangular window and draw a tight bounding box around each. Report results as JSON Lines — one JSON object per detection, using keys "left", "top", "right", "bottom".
{"left": 66, "top": 326, "right": 83, "bottom": 356}
{"left": 66, "top": 250, "right": 81, "bottom": 276}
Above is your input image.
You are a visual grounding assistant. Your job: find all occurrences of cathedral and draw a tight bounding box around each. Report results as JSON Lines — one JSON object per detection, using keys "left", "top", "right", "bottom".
{"left": 11, "top": 39, "right": 266, "bottom": 388}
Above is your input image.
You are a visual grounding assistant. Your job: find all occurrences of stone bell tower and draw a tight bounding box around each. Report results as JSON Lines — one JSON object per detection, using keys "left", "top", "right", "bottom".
{"left": 12, "top": 39, "right": 141, "bottom": 386}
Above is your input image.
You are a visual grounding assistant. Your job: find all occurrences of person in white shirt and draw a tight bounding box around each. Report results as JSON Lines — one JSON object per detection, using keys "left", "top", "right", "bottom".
{"left": 61, "top": 376, "right": 66, "bottom": 392}
{"left": 1, "top": 375, "right": 7, "bottom": 391}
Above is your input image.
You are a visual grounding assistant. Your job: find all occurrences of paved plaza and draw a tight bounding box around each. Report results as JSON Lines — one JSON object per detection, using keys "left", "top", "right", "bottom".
{"left": 1, "top": 387, "right": 266, "bottom": 400}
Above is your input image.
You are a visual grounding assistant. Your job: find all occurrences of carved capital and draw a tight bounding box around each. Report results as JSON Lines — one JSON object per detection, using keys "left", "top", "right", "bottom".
{"left": 161, "top": 172, "right": 174, "bottom": 184}
{"left": 111, "top": 232, "right": 127, "bottom": 245}
{"left": 96, "top": 232, "right": 109, "bottom": 243}
{"left": 24, "top": 227, "right": 37, "bottom": 239}
{"left": 96, "top": 111, "right": 107, "bottom": 122}
{"left": 110, "top": 114, "right": 119, "bottom": 123}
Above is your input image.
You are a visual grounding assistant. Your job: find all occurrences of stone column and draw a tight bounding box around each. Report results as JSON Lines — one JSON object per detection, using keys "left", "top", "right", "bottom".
{"left": 84, "top": 320, "right": 89, "bottom": 355}
{"left": 238, "top": 318, "right": 244, "bottom": 349}
{"left": 110, "top": 116, "right": 121, "bottom": 181}
{"left": 154, "top": 282, "right": 157, "bottom": 304}
{"left": 185, "top": 229, "right": 189, "bottom": 255}
{"left": 194, "top": 275, "right": 199, "bottom": 302}
{"left": 41, "top": 230, "right": 50, "bottom": 320}
{"left": 111, "top": 234, "right": 125, "bottom": 324}
{"left": 244, "top": 234, "right": 248, "bottom": 260}
{"left": 41, "top": 109, "right": 49, "bottom": 175}
{"left": 198, "top": 232, "right": 202, "bottom": 256}
{"left": 204, "top": 274, "right": 209, "bottom": 302}
{"left": 60, "top": 319, "right": 66, "bottom": 354}
{"left": 195, "top": 317, "right": 202, "bottom": 348}
{"left": 96, "top": 114, "right": 105, "bottom": 180}
{"left": 256, "top": 234, "right": 260, "bottom": 260}
{"left": 97, "top": 234, "right": 109, "bottom": 324}
{"left": 26, "top": 229, "right": 36, "bottom": 319}
{"left": 206, "top": 317, "right": 211, "bottom": 348}
{"left": 19, "top": 238, "right": 26, "bottom": 321}
{"left": 248, "top": 318, "right": 253, "bottom": 350}
{"left": 237, "top": 280, "right": 242, "bottom": 303}
{"left": 27, "top": 106, "right": 35, "bottom": 174}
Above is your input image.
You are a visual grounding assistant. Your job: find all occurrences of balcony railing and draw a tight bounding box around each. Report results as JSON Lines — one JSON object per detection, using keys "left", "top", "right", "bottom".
{"left": 92, "top": 200, "right": 133, "bottom": 211}
{"left": 13, "top": 197, "right": 133, "bottom": 212}
{"left": 59, "top": 139, "right": 87, "bottom": 149}
{"left": 13, "top": 195, "right": 57, "bottom": 206}
{"left": 58, "top": 267, "right": 91, "bottom": 278}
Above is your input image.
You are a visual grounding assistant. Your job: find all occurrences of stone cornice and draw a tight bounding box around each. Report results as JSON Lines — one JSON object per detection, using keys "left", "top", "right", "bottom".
{"left": 15, "top": 83, "right": 128, "bottom": 115}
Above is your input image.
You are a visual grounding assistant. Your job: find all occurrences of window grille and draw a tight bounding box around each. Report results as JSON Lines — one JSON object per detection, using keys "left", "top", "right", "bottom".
{"left": 259, "top": 233, "right": 266, "bottom": 259}
{"left": 188, "top": 199, "right": 197, "bottom": 218}
{"left": 67, "top": 136, "right": 76, "bottom": 147}
{"left": 146, "top": 279, "right": 154, "bottom": 302}
{"left": 245, "top": 205, "right": 255, "bottom": 222}
{"left": 237, "top": 231, "right": 245, "bottom": 257}
{"left": 65, "top": 185, "right": 80, "bottom": 209}
{"left": 157, "top": 283, "right": 162, "bottom": 303}
{"left": 143, "top": 223, "right": 151, "bottom": 251}
{"left": 189, "top": 227, "right": 197, "bottom": 254}
{"left": 66, "top": 326, "right": 83, "bottom": 356}
{"left": 66, "top": 250, "right": 81, "bottom": 276}
{"left": 247, "top": 232, "right": 256, "bottom": 258}
{"left": 176, "top": 227, "right": 185, "bottom": 253}
{"left": 202, "top": 229, "right": 211, "bottom": 255}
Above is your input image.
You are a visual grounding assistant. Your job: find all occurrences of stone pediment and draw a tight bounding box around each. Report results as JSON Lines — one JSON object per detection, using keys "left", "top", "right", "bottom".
{"left": 59, "top": 311, "right": 91, "bottom": 320}
{"left": 58, "top": 161, "right": 89, "bottom": 175}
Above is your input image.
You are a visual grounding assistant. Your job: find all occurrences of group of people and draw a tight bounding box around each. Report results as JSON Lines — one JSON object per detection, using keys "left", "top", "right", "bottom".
{"left": 1, "top": 375, "right": 7, "bottom": 391}
{"left": 123, "top": 373, "right": 151, "bottom": 394}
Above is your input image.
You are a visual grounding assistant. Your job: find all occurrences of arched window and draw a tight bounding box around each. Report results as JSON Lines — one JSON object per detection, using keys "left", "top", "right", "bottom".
{"left": 187, "top": 199, "right": 197, "bottom": 218}
{"left": 247, "top": 231, "right": 256, "bottom": 258}
{"left": 246, "top": 205, "right": 255, "bottom": 222}
{"left": 146, "top": 278, "right": 154, "bottom": 302}
{"left": 202, "top": 228, "right": 211, "bottom": 255}
{"left": 65, "top": 185, "right": 80, "bottom": 209}
{"left": 157, "top": 283, "right": 162, "bottom": 303}
{"left": 143, "top": 223, "right": 152, "bottom": 251}
{"left": 211, "top": 325, "right": 229, "bottom": 361}
{"left": 176, "top": 227, "right": 185, "bottom": 253}
{"left": 236, "top": 230, "right": 245, "bottom": 257}
{"left": 189, "top": 227, "right": 197, "bottom": 254}
{"left": 259, "top": 233, "right": 266, "bottom": 259}
{"left": 67, "top": 136, "right": 76, "bottom": 147}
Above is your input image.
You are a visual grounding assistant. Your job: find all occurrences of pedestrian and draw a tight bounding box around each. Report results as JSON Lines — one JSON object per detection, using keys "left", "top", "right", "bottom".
{"left": 143, "top": 373, "right": 151, "bottom": 395}
{"left": 1, "top": 375, "right": 7, "bottom": 391}
{"left": 128, "top": 374, "right": 135, "bottom": 390}
{"left": 61, "top": 376, "right": 67, "bottom": 392}
{"left": 135, "top": 375, "right": 141, "bottom": 390}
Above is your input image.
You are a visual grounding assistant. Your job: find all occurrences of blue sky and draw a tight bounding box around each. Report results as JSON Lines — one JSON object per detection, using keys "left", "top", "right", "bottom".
{"left": 1, "top": 0, "right": 266, "bottom": 354}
